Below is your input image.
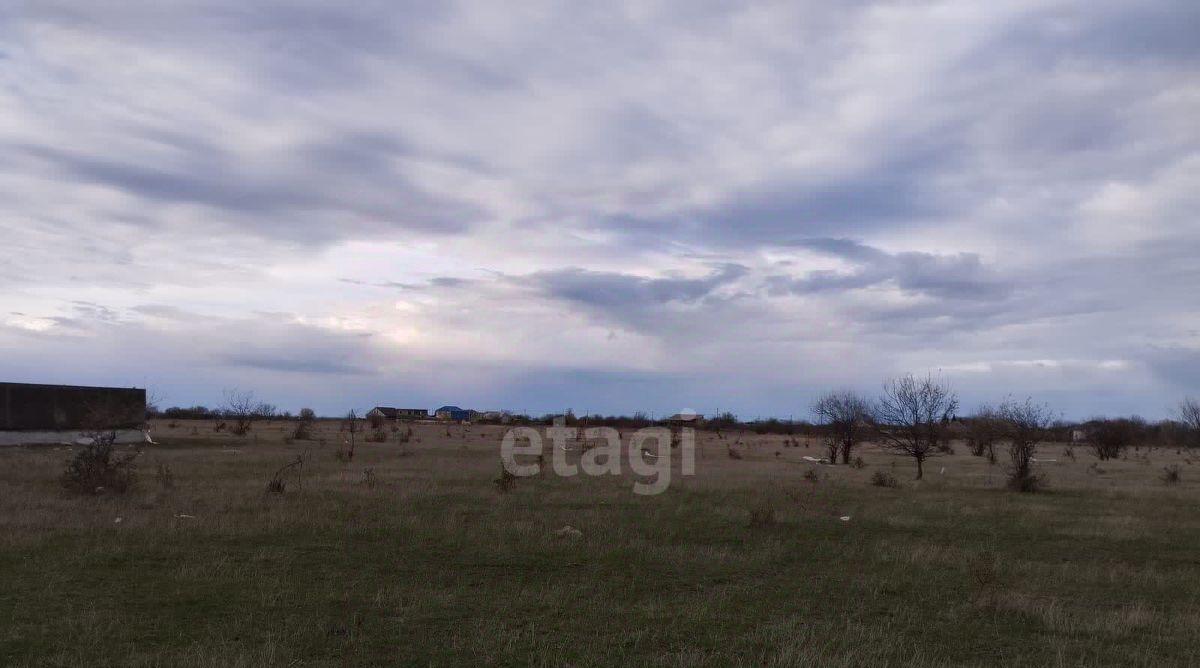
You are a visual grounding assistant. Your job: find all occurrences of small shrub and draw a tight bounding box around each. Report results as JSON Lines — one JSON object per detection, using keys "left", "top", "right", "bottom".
{"left": 293, "top": 420, "right": 313, "bottom": 441}
{"left": 267, "top": 456, "right": 304, "bottom": 494}
{"left": 870, "top": 471, "right": 899, "bottom": 488}
{"left": 727, "top": 447, "right": 743, "bottom": 460}
{"left": 1162, "top": 464, "right": 1182, "bottom": 485}
{"left": 803, "top": 468, "right": 820, "bottom": 483}
{"left": 850, "top": 456, "right": 867, "bottom": 469}
{"left": 61, "top": 433, "right": 138, "bottom": 495}
{"left": 361, "top": 468, "right": 377, "bottom": 487}
{"left": 366, "top": 429, "right": 388, "bottom": 443}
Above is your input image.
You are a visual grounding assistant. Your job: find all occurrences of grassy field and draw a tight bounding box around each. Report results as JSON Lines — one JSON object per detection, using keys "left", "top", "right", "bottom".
{"left": 2, "top": 419, "right": 1199, "bottom": 666}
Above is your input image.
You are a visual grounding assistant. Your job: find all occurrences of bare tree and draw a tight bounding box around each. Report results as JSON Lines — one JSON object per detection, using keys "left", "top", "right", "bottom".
{"left": 222, "top": 389, "right": 274, "bottom": 436}
{"left": 339, "top": 409, "right": 359, "bottom": 461}
{"left": 811, "top": 390, "right": 871, "bottom": 464}
{"left": 997, "top": 397, "right": 1054, "bottom": 492}
{"left": 872, "top": 373, "right": 958, "bottom": 480}
{"left": 964, "top": 404, "right": 1004, "bottom": 464}
{"left": 1178, "top": 398, "right": 1200, "bottom": 448}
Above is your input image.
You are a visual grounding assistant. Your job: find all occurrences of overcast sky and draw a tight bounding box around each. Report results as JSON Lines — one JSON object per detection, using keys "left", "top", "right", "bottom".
{"left": 2, "top": 1, "right": 1197, "bottom": 419}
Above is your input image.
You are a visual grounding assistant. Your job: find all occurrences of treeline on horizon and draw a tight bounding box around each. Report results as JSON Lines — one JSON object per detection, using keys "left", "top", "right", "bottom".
{"left": 151, "top": 398, "right": 1200, "bottom": 451}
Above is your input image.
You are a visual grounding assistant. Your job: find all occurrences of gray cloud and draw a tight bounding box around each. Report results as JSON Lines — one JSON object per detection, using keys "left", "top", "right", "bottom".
{"left": 769, "top": 239, "right": 1010, "bottom": 301}
{"left": 529, "top": 264, "right": 747, "bottom": 308}
{"left": 2, "top": 0, "right": 1197, "bottom": 418}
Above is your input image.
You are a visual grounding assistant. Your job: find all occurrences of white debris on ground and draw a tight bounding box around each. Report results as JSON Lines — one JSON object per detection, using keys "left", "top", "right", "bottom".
{"left": 839, "top": 516, "right": 851, "bottom": 522}
{"left": 174, "top": 514, "right": 195, "bottom": 519}
{"left": 113, "top": 517, "right": 123, "bottom": 524}
{"left": 553, "top": 525, "right": 583, "bottom": 539}
{"left": 802, "top": 456, "right": 831, "bottom": 464}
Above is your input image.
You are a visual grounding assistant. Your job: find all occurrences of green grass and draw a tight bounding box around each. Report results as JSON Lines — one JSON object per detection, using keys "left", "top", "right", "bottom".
{"left": 2, "top": 423, "right": 1199, "bottom": 666}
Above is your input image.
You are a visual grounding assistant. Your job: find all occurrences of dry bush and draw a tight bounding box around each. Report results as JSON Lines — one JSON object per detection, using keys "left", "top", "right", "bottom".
{"left": 803, "top": 468, "right": 820, "bottom": 483}
{"left": 293, "top": 408, "right": 316, "bottom": 440}
{"left": 965, "top": 405, "right": 1004, "bottom": 463}
{"left": 727, "top": 447, "right": 744, "bottom": 460}
{"left": 999, "top": 397, "right": 1054, "bottom": 493}
{"left": 850, "top": 456, "right": 866, "bottom": 469}
{"left": 366, "top": 429, "right": 388, "bottom": 443}
{"left": 1088, "top": 419, "right": 1142, "bottom": 460}
{"left": 62, "top": 433, "right": 138, "bottom": 495}
{"left": 267, "top": 456, "right": 304, "bottom": 494}
{"left": 222, "top": 389, "right": 275, "bottom": 436}
{"left": 1162, "top": 464, "right": 1182, "bottom": 485}
{"left": 870, "top": 471, "right": 899, "bottom": 488}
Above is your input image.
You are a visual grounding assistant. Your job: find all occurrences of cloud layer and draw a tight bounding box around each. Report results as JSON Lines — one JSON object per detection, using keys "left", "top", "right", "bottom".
{"left": 2, "top": 1, "right": 1198, "bottom": 418}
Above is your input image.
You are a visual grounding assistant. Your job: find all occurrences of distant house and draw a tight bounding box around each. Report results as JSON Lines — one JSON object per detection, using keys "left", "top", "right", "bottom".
{"left": 667, "top": 411, "right": 704, "bottom": 426}
{"left": 366, "top": 407, "right": 428, "bottom": 420}
{"left": 476, "top": 410, "right": 511, "bottom": 424}
{"left": 434, "top": 405, "right": 475, "bottom": 421}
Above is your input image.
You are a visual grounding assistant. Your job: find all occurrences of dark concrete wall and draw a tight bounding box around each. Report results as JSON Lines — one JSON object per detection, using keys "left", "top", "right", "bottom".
{"left": 0, "top": 383, "right": 146, "bottom": 431}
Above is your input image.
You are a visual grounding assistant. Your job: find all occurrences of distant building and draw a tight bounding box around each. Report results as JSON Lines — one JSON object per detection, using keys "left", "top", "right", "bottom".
{"left": 366, "top": 407, "right": 428, "bottom": 420}
{"left": 1, "top": 382, "right": 146, "bottom": 431}
{"left": 476, "top": 410, "right": 511, "bottom": 424}
{"left": 667, "top": 411, "right": 704, "bottom": 426}
{"left": 434, "top": 405, "right": 475, "bottom": 421}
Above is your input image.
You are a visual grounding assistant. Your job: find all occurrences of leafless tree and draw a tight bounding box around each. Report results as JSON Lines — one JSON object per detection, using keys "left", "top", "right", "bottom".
{"left": 811, "top": 390, "right": 871, "bottom": 464}
{"left": 222, "top": 389, "right": 274, "bottom": 436}
{"left": 872, "top": 373, "right": 958, "bottom": 480}
{"left": 997, "top": 397, "right": 1054, "bottom": 492}
{"left": 339, "top": 409, "right": 359, "bottom": 461}
{"left": 1178, "top": 397, "right": 1200, "bottom": 448}
{"left": 964, "top": 404, "right": 1004, "bottom": 464}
